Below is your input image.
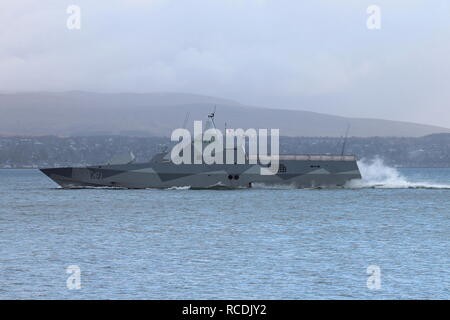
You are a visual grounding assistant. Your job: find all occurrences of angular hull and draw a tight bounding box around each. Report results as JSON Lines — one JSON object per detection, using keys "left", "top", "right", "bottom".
{"left": 40, "top": 158, "right": 361, "bottom": 189}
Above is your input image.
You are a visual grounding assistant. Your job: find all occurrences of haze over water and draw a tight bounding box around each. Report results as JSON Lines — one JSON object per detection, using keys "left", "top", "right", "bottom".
{"left": 0, "top": 162, "right": 449, "bottom": 299}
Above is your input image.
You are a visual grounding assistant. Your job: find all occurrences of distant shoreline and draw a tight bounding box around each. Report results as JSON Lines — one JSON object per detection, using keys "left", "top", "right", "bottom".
{"left": 1, "top": 135, "right": 449, "bottom": 168}
{"left": 2, "top": 167, "right": 450, "bottom": 170}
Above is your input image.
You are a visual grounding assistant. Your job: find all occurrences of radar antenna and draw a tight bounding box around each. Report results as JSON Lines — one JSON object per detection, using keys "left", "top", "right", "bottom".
{"left": 208, "top": 105, "right": 217, "bottom": 129}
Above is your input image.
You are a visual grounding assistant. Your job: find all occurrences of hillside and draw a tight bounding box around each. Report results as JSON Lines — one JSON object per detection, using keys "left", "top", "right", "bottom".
{"left": 1, "top": 92, "right": 449, "bottom": 137}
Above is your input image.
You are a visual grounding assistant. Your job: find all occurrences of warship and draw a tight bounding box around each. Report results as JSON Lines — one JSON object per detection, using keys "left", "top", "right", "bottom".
{"left": 40, "top": 112, "right": 361, "bottom": 189}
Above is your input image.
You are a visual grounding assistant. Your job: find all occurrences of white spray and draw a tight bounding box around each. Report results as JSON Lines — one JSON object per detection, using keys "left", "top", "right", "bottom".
{"left": 346, "top": 157, "right": 450, "bottom": 189}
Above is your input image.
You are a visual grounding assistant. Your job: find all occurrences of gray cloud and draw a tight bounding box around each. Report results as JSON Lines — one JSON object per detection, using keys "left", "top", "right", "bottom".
{"left": 1, "top": 0, "right": 450, "bottom": 127}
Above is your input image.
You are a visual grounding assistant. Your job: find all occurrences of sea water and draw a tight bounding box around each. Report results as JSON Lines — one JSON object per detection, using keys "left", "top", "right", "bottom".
{"left": 0, "top": 160, "right": 449, "bottom": 299}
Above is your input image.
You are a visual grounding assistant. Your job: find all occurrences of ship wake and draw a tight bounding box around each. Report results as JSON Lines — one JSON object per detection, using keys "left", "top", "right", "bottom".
{"left": 346, "top": 158, "right": 450, "bottom": 189}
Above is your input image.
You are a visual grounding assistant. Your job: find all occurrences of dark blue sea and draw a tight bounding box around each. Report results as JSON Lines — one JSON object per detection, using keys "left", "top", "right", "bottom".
{"left": 0, "top": 160, "right": 449, "bottom": 299}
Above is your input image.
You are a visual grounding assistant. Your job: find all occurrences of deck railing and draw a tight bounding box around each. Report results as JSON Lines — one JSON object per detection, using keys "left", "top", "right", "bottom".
{"left": 248, "top": 154, "right": 357, "bottom": 161}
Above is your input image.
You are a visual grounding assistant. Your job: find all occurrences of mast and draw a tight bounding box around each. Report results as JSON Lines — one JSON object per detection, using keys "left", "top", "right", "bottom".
{"left": 340, "top": 124, "right": 351, "bottom": 156}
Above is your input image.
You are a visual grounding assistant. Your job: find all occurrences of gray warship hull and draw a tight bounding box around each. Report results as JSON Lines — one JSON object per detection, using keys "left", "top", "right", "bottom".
{"left": 40, "top": 155, "right": 361, "bottom": 189}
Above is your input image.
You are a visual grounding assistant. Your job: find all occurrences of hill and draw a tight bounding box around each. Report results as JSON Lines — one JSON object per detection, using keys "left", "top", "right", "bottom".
{"left": 1, "top": 92, "right": 449, "bottom": 137}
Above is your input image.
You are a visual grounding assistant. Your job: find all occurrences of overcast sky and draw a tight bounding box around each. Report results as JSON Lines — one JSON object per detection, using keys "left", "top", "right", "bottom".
{"left": 1, "top": 0, "right": 449, "bottom": 127}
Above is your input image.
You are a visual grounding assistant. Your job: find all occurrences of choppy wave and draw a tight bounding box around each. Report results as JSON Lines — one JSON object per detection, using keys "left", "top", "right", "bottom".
{"left": 251, "top": 183, "right": 300, "bottom": 190}
{"left": 346, "top": 158, "right": 450, "bottom": 189}
{"left": 55, "top": 186, "right": 127, "bottom": 190}
{"left": 165, "top": 186, "right": 191, "bottom": 190}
